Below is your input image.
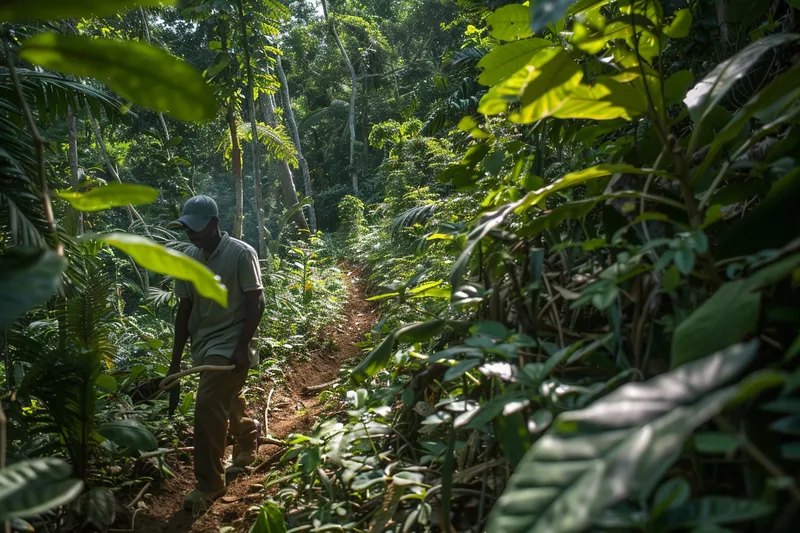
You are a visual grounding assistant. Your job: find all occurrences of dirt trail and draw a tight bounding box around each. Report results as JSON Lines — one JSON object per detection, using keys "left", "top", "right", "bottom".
{"left": 122, "top": 267, "right": 377, "bottom": 533}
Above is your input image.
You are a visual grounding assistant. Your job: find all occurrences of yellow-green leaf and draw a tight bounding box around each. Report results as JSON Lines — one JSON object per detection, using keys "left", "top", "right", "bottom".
{"left": 20, "top": 33, "right": 216, "bottom": 122}
{"left": 57, "top": 183, "right": 158, "bottom": 212}
{"left": 477, "top": 38, "right": 551, "bottom": 86}
{"left": 98, "top": 232, "right": 228, "bottom": 307}
{"left": 664, "top": 8, "right": 692, "bottom": 38}
{"left": 0, "top": 0, "right": 177, "bottom": 22}
{"left": 487, "top": 4, "right": 533, "bottom": 41}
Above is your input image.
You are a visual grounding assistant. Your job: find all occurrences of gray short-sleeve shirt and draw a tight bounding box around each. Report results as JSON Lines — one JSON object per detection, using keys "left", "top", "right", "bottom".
{"left": 175, "top": 232, "right": 262, "bottom": 367}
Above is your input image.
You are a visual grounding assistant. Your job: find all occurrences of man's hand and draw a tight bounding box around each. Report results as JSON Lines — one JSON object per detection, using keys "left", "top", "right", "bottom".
{"left": 232, "top": 347, "right": 249, "bottom": 373}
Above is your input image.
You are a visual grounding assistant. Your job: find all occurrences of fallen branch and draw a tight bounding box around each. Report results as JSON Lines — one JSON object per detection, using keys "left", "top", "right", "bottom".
{"left": 305, "top": 379, "right": 339, "bottom": 392}
{"left": 127, "top": 482, "right": 151, "bottom": 510}
{"left": 264, "top": 387, "right": 274, "bottom": 436}
{"left": 253, "top": 448, "right": 286, "bottom": 474}
{"left": 138, "top": 446, "right": 193, "bottom": 460}
{"left": 259, "top": 436, "right": 285, "bottom": 447}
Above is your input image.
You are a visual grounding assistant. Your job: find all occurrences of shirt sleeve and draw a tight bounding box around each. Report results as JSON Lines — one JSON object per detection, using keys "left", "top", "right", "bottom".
{"left": 174, "top": 279, "right": 191, "bottom": 299}
{"left": 238, "top": 248, "right": 263, "bottom": 292}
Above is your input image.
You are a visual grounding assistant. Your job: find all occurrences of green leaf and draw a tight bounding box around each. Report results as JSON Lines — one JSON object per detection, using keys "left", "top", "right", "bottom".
{"left": 770, "top": 415, "right": 800, "bottom": 435}
{"left": 663, "top": 9, "right": 692, "bottom": 38}
{"left": 0, "top": 0, "right": 177, "bottom": 22}
{"left": 0, "top": 249, "right": 67, "bottom": 329}
{"left": 20, "top": 33, "right": 216, "bottom": 122}
{"left": 249, "top": 502, "right": 287, "bottom": 533}
{"left": 693, "top": 432, "right": 740, "bottom": 454}
{"left": 652, "top": 477, "right": 691, "bottom": 520}
{"left": 472, "top": 321, "right": 510, "bottom": 340}
{"left": 0, "top": 459, "right": 83, "bottom": 521}
{"left": 658, "top": 497, "right": 774, "bottom": 530}
{"left": 477, "top": 38, "right": 552, "bottom": 86}
{"left": 519, "top": 164, "right": 667, "bottom": 211}
{"left": 671, "top": 280, "right": 759, "bottom": 368}
{"left": 444, "top": 358, "right": 482, "bottom": 382}
{"left": 57, "top": 183, "right": 158, "bottom": 212}
{"left": 80, "top": 487, "right": 115, "bottom": 529}
{"left": 95, "top": 374, "right": 117, "bottom": 393}
{"left": 684, "top": 33, "right": 800, "bottom": 123}
{"left": 664, "top": 70, "right": 694, "bottom": 106}
{"left": 530, "top": 0, "right": 575, "bottom": 32}
{"left": 164, "top": 135, "right": 183, "bottom": 147}
{"left": 97, "top": 232, "right": 228, "bottom": 308}
{"left": 486, "top": 341, "right": 758, "bottom": 533}
{"left": 487, "top": 4, "right": 533, "bottom": 41}
{"left": 97, "top": 419, "right": 158, "bottom": 451}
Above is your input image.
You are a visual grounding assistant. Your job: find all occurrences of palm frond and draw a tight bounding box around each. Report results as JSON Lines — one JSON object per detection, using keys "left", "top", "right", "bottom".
{"left": 391, "top": 204, "right": 438, "bottom": 237}
{"left": 220, "top": 120, "right": 299, "bottom": 166}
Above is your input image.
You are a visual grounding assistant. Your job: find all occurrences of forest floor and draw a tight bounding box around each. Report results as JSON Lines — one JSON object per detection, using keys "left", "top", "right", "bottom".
{"left": 119, "top": 266, "right": 378, "bottom": 533}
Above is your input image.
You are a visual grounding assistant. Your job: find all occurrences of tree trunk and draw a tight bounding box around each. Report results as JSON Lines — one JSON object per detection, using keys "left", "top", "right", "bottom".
{"left": 227, "top": 103, "right": 244, "bottom": 239}
{"left": 275, "top": 53, "right": 317, "bottom": 232}
{"left": 321, "top": 0, "right": 358, "bottom": 197}
{"left": 67, "top": 104, "right": 82, "bottom": 235}
{"left": 260, "top": 91, "right": 309, "bottom": 232}
{"left": 237, "top": 0, "right": 268, "bottom": 257}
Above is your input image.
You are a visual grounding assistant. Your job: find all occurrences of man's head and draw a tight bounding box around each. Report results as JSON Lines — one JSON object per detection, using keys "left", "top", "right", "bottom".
{"left": 170, "top": 195, "right": 221, "bottom": 249}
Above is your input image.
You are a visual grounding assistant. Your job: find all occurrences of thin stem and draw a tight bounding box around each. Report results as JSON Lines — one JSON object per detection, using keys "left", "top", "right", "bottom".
{"left": 2, "top": 36, "right": 62, "bottom": 256}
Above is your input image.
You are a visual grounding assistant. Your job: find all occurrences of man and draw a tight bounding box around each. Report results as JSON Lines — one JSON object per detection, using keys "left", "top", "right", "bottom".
{"left": 168, "top": 195, "right": 264, "bottom": 510}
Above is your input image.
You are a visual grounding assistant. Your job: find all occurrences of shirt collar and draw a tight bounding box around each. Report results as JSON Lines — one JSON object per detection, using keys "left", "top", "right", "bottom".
{"left": 202, "top": 232, "right": 229, "bottom": 262}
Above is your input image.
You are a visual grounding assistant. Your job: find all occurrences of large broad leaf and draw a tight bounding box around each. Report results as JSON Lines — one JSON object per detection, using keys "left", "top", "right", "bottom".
{"left": 249, "top": 502, "right": 287, "bottom": 533}
{"left": 486, "top": 341, "right": 759, "bottom": 533}
{"left": 671, "top": 280, "right": 760, "bottom": 368}
{"left": 98, "top": 232, "right": 228, "bottom": 307}
{"left": 530, "top": 0, "right": 575, "bottom": 32}
{"left": 20, "top": 33, "right": 216, "bottom": 122}
{"left": 57, "top": 183, "right": 158, "bottom": 212}
{"left": 477, "top": 38, "right": 552, "bottom": 86}
{"left": 0, "top": 249, "right": 67, "bottom": 329}
{"left": 97, "top": 419, "right": 158, "bottom": 451}
{"left": 80, "top": 487, "right": 116, "bottom": 530}
{"left": 684, "top": 33, "right": 799, "bottom": 123}
{"left": 0, "top": 459, "right": 83, "bottom": 521}
{"left": 487, "top": 4, "right": 533, "bottom": 41}
{"left": 0, "top": 0, "right": 177, "bottom": 22}
{"left": 518, "top": 164, "right": 668, "bottom": 211}
{"left": 657, "top": 497, "right": 774, "bottom": 530}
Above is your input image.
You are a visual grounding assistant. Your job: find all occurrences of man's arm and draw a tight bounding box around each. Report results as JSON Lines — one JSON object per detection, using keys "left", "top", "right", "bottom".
{"left": 170, "top": 298, "right": 193, "bottom": 374}
{"left": 232, "top": 289, "right": 265, "bottom": 372}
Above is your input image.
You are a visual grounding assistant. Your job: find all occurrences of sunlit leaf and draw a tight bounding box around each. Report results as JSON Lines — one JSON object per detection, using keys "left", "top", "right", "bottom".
{"left": 477, "top": 38, "right": 552, "bottom": 86}
{"left": 684, "top": 33, "right": 799, "bottom": 123}
{"left": 664, "top": 8, "right": 693, "bottom": 38}
{"left": 0, "top": 459, "right": 83, "bottom": 521}
{"left": 487, "top": 341, "right": 759, "bottom": 533}
{"left": 249, "top": 502, "right": 287, "bottom": 533}
{"left": 487, "top": 4, "right": 533, "bottom": 41}
{"left": 57, "top": 183, "right": 158, "bottom": 212}
{"left": 0, "top": 0, "right": 177, "bottom": 22}
{"left": 20, "top": 33, "right": 216, "bottom": 122}
{"left": 97, "top": 232, "right": 228, "bottom": 307}
{"left": 0, "top": 249, "right": 67, "bottom": 329}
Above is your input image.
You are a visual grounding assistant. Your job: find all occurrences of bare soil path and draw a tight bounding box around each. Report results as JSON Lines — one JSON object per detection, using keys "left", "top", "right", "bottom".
{"left": 120, "top": 266, "right": 377, "bottom": 533}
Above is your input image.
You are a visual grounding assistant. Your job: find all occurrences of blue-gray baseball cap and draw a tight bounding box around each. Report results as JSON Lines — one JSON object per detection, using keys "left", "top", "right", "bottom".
{"left": 169, "top": 195, "right": 218, "bottom": 231}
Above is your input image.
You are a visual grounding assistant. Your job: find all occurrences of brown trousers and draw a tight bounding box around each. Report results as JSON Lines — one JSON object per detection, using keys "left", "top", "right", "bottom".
{"left": 194, "top": 355, "right": 257, "bottom": 493}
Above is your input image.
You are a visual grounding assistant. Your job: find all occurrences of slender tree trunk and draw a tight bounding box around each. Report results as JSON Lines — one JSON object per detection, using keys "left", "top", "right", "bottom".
{"left": 237, "top": 0, "right": 268, "bottom": 257}
{"left": 321, "top": 0, "right": 358, "bottom": 196}
{"left": 260, "top": 91, "right": 309, "bottom": 232}
{"left": 227, "top": 103, "right": 244, "bottom": 239}
{"left": 67, "top": 104, "right": 82, "bottom": 235}
{"left": 275, "top": 53, "right": 317, "bottom": 232}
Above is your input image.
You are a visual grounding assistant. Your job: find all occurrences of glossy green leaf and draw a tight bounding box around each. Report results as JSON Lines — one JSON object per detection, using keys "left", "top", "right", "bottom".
{"left": 487, "top": 4, "right": 533, "bottom": 41}
{"left": 652, "top": 477, "right": 691, "bottom": 520}
{"left": 671, "top": 280, "right": 759, "bottom": 368}
{"left": 97, "top": 232, "right": 227, "bottom": 307}
{"left": 250, "top": 502, "right": 287, "bottom": 533}
{"left": 80, "top": 487, "right": 115, "bottom": 530}
{"left": 95, "top": 374, "right": 117, "bottom": 393}
{"left": 477, "top": 38, "right": 551, "bottom": 86}
{"left": 444, "top": 358, "right": 482, "bottom": 382}
{"left": 0, "top": 459, "right": 83, "bottom": 521}
{"left": 0, "top": 0, "right": 177, "bottom": 22}
{"left": 486, "top": 341, "right": 758, "bottom": 533}
{"left": 684, "top": 33, "right": 799, "bottom": 123}
{"left": 57, "top": 183, "right": 158, "bottom": 212}
{"left": 658, "top": 497, "right": 774, "bottom": 530}
{"left": 0, "top": 249, "right": 67, "bottom": 329}
{"left": 98, "top": 419, "right": 158, "bottom": 451}
{"left": 20, "top": 33, "right": 216, "bottom": 122}
{"left": 530, "top": 0, "right": 575, "bottom": 32}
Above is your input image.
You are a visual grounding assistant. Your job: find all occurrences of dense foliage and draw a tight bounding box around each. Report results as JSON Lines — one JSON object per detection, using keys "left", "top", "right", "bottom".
{"left": 2, "top": 0, "right": 800, "bottom": 533}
